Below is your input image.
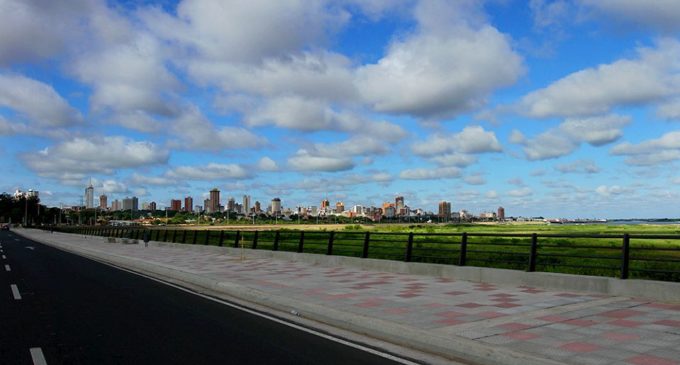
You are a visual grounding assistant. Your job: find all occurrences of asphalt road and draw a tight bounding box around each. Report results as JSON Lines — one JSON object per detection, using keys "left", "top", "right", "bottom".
{"left": 0, "top": 230, "right": 405, "bottom": 365}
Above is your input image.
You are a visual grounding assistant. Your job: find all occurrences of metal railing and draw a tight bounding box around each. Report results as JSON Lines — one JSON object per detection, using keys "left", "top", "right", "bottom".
{"left": 46, "top": 227, "right": 680, "bottom": 282}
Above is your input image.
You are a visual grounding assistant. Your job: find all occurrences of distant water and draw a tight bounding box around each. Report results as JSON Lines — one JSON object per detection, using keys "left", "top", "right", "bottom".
{"left": 608, "top": 220, "right": 680, "bottom": 225}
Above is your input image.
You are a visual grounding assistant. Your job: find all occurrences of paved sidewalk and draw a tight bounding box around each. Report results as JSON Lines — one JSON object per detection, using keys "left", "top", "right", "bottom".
{"left": 18, "top": 229, "right": 680, "bottom": 365}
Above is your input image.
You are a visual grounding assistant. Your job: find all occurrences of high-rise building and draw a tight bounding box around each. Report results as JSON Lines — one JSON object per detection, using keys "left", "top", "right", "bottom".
{"left": 194, "top": 205, "right": 202, "bottom": 213}
{"left": 243, "top": 195, "right": 251, "bottom": 215}
{"left": 122, "top": 197, "right": 139, "bottom": 211}
{"left": 254, "top": 201, "right": 261, "bottom": 213}
{"left": 438, "top": 201, "right": 451, "bottom": 218}
{"left": 170, "top": 199, "right": 182, "bottom": 211}
{"left": 84, "top": 181, "right": 94, "bottom": 209}
{"left": 209, "top": 188, "right": 220, "bottom": 213}
{"left": 99, "top": 194, "right": 107, "bottom": 210}
{"left": 395, "top": 196, "right": 405, "bottom": 210}
{"left": 497, "top": 207, "right": 505, "bottom": 221}
{"left": 227, "top": 196, "right": 235, "bottom": 212}
{"left": 149, "top": 201, "right": 157, "bottom": 211}
{"left": 335, "top": 201, "right": 344, "bottom": 213}
{"left": 184, "top": 196, "right": 193, "bottom": 213}
{"left": 111, "top": 199, "right": 120, "bottom": 211}
{"left": 321, "top": 199, "right": 330, "bottom": 209}
{"left": 271, "top": 198, "right": 282, "bottom": 216}
{"left": 204, "top": 198, "right": 211, "bottom": 213}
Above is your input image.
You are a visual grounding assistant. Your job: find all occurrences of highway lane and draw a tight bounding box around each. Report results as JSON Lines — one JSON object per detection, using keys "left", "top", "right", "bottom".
{"left": 0, "top": 231, "right": 409, "bottom": 365}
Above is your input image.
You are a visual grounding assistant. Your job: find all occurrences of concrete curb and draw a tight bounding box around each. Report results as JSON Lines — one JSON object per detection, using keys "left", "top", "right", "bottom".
{"left": 17, "top": 229, "right": 565, "bottom": 365}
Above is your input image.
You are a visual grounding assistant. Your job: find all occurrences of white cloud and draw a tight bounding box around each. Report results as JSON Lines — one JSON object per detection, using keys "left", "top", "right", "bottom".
{"left": 518, "top": 114, "right": 630, "bottom": 160}
{"left": 581, "top": 0, "right": 680, "bottom": 32}
{"left": 256, "top": 157, "right": 278, "bottom": 172}
{"left": 508, "top": 187, "right": 533, "bottom": 197}
{"left": 131, "top": 173, "right": 176, "bottom": 186}
{"left": 530, "top": 0, "right": 571, "bottom": 29}
{"left": 356, "top": 0, "right": 523, "bottom": 120}
{"left": 288, "top": 149, "right": 354, "bottom": 172}
{"left": 21, "top": 136, "right": 169, "bottom": 180}
{"left": 412, "top": 126, "right": 502, "bottom": 156}
{"left": 517, "top": 39, "right": 680, "bottom": 118}
{"left": 485, "top": 190, "right": 498, "bottom": 199}
{"left": 170, "top": 107, "right": 266, "bottom": 151}
{"left": 555, "top": 159, "right": 601, "bottom": 174}
{"left": 658, "top": 99, "right": 680, "bottom": 120}
{"left": 0, "top": 73, "right": 82, "bottom": 127}
{"left": 166, "top": 163, "right": 251, "bottom": 180}
{"left": 431, "top": 153, "right": 478, "bottom": 167}
{"left": 464, "top": 173, "right": 486, "bottom": 185}
{"left": 399, "top": 167, "right": 461, "bottom": 180}
{"left": 611, "top": 131, "right": 680, "bottom": 166}
{"left": 595, "top": 185, "right": 628, "bottom": 197}
{"left": 99, "top": 179, "right": 128, "bottom": 194}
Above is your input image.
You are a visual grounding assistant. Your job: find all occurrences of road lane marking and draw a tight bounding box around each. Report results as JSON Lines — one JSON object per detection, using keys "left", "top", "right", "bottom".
{"left": 4, "top": 264, "right": 10, "bottom": 271}
{"left": 30, "top": 347, "right": 48, "bottom": 365}
{"left": 2, "top": 254, "right": 6, "bottom": 259}
{"left": 25, "top": 246, "right": 35, "bottom": 250}
{"left": 14, "top": 238, "right": 19, "bottom": 241}
{"left": 11, "top": 284, "right": 21, "bottom": 300}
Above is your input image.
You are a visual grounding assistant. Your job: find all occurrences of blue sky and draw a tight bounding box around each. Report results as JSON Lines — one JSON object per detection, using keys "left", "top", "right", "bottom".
{"left": 1, "top": 0, "right": 680, "bottom": 218}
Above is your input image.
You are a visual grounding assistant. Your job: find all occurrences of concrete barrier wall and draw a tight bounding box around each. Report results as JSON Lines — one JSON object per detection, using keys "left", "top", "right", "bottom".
{"left": 100, "top": 236, "right": 680, "bottom": 302}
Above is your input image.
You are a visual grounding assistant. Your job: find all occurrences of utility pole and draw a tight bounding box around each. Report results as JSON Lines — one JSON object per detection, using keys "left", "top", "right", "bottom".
{"left": 24, "top": 196, "right": 28, "bottom": 227}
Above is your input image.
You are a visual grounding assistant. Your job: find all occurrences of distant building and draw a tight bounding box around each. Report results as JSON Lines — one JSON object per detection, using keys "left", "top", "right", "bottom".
{"left": 84, "top": 182, "right": 94, "bottom": 209}
{"left": 243, "top": 195, "right": 251, "bottom": 215}
{"left": 227, "top": 196, "right": 235, "bottom": 212}
{"left": 111, "top": 199, "right": 120, "bottom": 211}
{"left": 271, "top": 198, "right": 282, "bottom": 216}
{"left": 99, "top": 194, "right": 107, "bottom": 210}
{"left": 321, "top": 199, "right": 330, "bottom": 209}
{"left": 149, "top": 201, "right": 157, "bottom": 211}
{"left": 335, "top": 201, "right": 344, "bottom": 213}
{"left": 438, "top": 201, "right": 451, "bottom": 218}
{"left": 384, "top": 206, "right": 396, "bottom": 218}
{"left": 170, "top": 199, "right": 182, "bottom": 211}
{"left": 194, "top": 205, "right": 202, "bottom": 213}
{"left": 209, "top": 188, "right": 220, "bottom": 213}
{"left": 254, "top": 201, "right": 261, "bottom": 213}
{"left": 184, "top": 196, "right": 193, "bottom": 213}
{"left": 395, "top": 196, "right": 404, "bottom": 211}
{"left": 497, "top": 207, "right": 505, "bottom": 221}
{"left": 204, "top": 198, "right": 211, "bottom": 213}
{"left": 122, "top": 197, "right": 139, "bottom": 211}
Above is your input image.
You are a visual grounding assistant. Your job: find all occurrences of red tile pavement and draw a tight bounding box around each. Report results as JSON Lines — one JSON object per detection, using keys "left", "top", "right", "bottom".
{"left": 560, "top": 342, "right": 601, "bottom": 353}
{"left": 609, "top": 319, "right": 645, "bottom": 328}
{"left": 503, "top": 331, "right": 540, "bottom": 340}
{"left": 355, "top": 298, "right": 386, "bottom": 308}
{"left": 436, "top": 318, "right": 466, "bottom": 326}
{"left": 493, "top": 302, "right": 521, "bottom": 308}
{"left": 627, "top": 355, "right": 679, "bottom": 365}
{"left": 564, "top": 319, "right": 598, "bottom": 327}
{"left": 444, "top": 291, "right": 468, "bottom": 296}
{"left": 602, "top": 332, "right": 641, "bottom": 342}
{"left": 497, "top": 323, "right": 534, "bottom": 331}
{"left": 654, "top": 319, "right": 680, "bottom": 328}
{"left": 385, "top": 308, "right": 411, "bottom": 315}
{"left": 644, "top": 303, "right": 680, "bottom": 311}
{"left": 435, "top": 310, "right": 466, "bottom": 318}
{"left": 457, "top": 302, "right": 485, "bottom": 308}
{"left": 479, "top": 311, "right": 506, "bottom": 319}
{"left": 538, "top": 315, "right": 568, "bottom": 322}
{"left": 600, "top": 309, "right": 646, "bottom": 318}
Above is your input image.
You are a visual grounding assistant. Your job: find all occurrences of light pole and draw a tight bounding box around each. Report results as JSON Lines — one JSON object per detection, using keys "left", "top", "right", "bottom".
{"left": 24, "top": 196, "right": 28, "bottom": 227}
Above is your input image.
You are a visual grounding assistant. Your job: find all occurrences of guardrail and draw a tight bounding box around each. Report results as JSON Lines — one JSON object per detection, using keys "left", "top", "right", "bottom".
{"left": 45, "top": 226, "right": 680, "bottom": 282}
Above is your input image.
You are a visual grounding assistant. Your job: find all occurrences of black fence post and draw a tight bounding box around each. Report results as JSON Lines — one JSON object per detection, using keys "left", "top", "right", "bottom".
{"left": 155, "top": 230, "right": 160, "bottom": 241}
{"left": 327, "top": 231, "right": 335, "bottom": 255}
{"left": 273, "top": 231, "right": 280, "bottom": 251}
{"left": 192, "top": 230, "right": 197, "bottom": 245}
{"left": 219, "top": 230, "right": 225, "bottom": 247}
{"left": 163, "top": 230, "right": 168, "bottom": 242}
{"left": 204, "top": 230, "right": 211, "bottom": 245}
{"left": 298, "top": 231, "right": 305, "bottom": 253}
{"left": 528, "top": 233, "right": 538, "bottom": 272}
{"left": 621, "top": 234, "right": 630, "bottom": 279}
{"left": 182, "top": 230, "right": 187, "bottom": 244}
{"left": 459, "top": 233, "right": 468, "bottom": 266}
{"left": 172, "top": 230, "right": 177, "bottom": 243}
{"left": 252, "top": 231, "right": 259, "bottom": 250}
{"left": 405, "top": 232, "right": 414, "bottom": 262}
{"left": 362, "top": 232, "right": 370, "bottom": 258}
{"left": 234, "top": 231, "right": 241, "bottom": 248}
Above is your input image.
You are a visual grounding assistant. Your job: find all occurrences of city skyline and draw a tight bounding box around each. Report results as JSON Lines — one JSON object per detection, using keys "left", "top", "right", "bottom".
{"left": 2, "top": 1, "right": 680, "bottom": 219}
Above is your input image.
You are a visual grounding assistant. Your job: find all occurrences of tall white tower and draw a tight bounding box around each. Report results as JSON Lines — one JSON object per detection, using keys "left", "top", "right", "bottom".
{"left": 84, "top": 180, "right": 94, "bottom": 209}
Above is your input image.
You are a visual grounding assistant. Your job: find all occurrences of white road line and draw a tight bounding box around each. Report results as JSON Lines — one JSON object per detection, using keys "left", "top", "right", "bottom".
{"left": 30, "top": 347, "right": 48, "bottom": 365}
{"left": 2, "top": 254, "right": 6, "bottom": 259}
{"left": 11, "top": 284, "right": 22, "bottom": 300}
{"left": 4, "top": 264, "right": 10, "bottom": 271}
{"left": 107, "top": 263, "right": 419, "bottom": 365}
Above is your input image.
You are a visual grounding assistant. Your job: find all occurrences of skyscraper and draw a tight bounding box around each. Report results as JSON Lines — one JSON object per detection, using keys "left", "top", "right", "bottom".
{"left": 227, "top": 196, "right": 235, "bottom": 212}
{"left": 84, "top": 181, "right": 94, "bottom": 209}
{"left": 395, "top": 196, "right": 404, "bottom": 210}
{"left": 321, "top": 199, "right": 330, "bottom": 209}
{"left": 271, "top": 198, "right": 281, "bottom": 216}
{"left": 210, "top": 188, "right": 220, "bottom": 213}
{"left": 336, "top": 201, "right": 344, "bottom": 213}
{"left": 497, "top": 207, "right": 505, "bottom": 221}
{"left": 170, "top": 199, "right": 182, "bottom": 211}
{"left": 99, "top": 194, "right": 107, "bottom": 210}
{"left": 184, "top": 196, "right": 193, "bottom": 213}
{"left": 123, "top": 197, "right": 139, "bottom": 211}
{"left": 243, "top": 195, "right": 251, "bottom": 215}
{"left": 149, "top": 201, "right": 157, "bottom": 211}
{"left": 438, "top": 201, "right": 451, "bottom": 218}
{"left": 204, "top": 198, "right": 211, "bottom": 213}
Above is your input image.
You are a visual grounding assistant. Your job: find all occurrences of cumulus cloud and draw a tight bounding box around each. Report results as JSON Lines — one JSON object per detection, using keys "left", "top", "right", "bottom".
{"left": 288, "top": 149, "right": 354, "bottom": 172}
{"left": 555, "top": 159, "right": 601, "bottom": 174}
{"left": 611, "top": 131, "right": 680, "bottom": 166}
{"left": 508, "top": 187, "right": 533, "bottom": 197}
{"left": 399, "top": 167, "right": 461, "bottom": 180}
{"left": 412, "top": 126, "right": 502, "bottom": 156}
{"left": 166, "top": 163, "right": 251, "bottom": 180}
{"left": 658, "top": 99, "right": 680, "bottom": 120}
{"left": 0, "top": 73, "right": 82, "bottom": 127}
{"left": 130, "top": 173, "right": 176, "bottom": 186}
{"left": 355, "top": 0, "right": 523, "bottom": 120}
{"left": 430, "top": 153, "right": 478, "bottom": 167}
{"left": 21, "top": 136, "right": 169, "bottom": 181}
{"left": 170, "top": 107, "right": 266, "bottom": 151}
{"left": 517, "top": 39, "right": 680, "bottom": 118}
{"left": 256, "top": 157, "right": 278, "bottom": 172}
{"left": 595, "top": 185, "right": 628, "bottom": 197}
{"left": 464, "top": 173, "right": 486, "bottom": 185}
{"left": 581, "top": 0, "right": 680, "bottom": 32}
{"left": 99, "top": 179, "right": 128, "bottom": 194}
{"left": 517, "top": 114, "right": 630, "bottom": 160}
